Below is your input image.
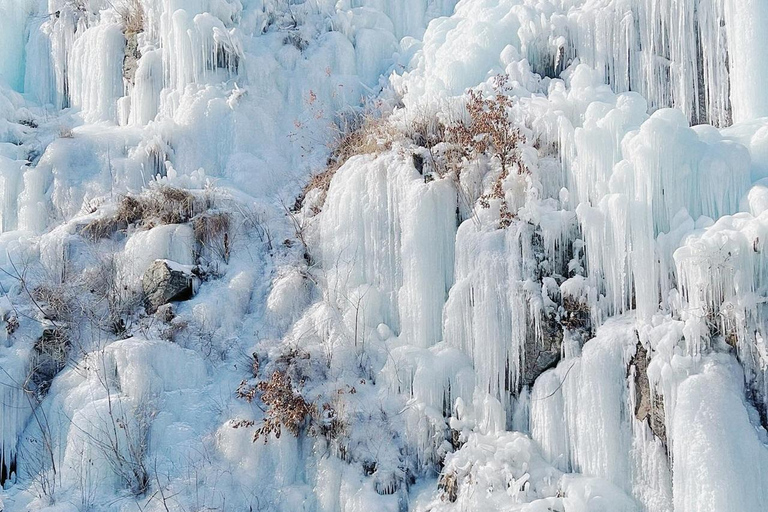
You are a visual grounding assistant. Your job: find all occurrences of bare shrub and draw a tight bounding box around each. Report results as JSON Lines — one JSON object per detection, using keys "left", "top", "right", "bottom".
{"left": 31, "top": 284, "right": 77, "bottom": 323}
{"left": 447, "top": 75, "right": 526, "bottom": 176}
{"left": 234, "top": 351, "right": 350, "bottom": 446}
{"left": 193, "top": 211, "right": 231, "bottom": 263}
{"left": 235, "top": 370, "right": 313, "bottom": 442}
{"left": 447, "top": 74, "right": 528, "bottom": 228}
{"left": 82, "top": 254, "right": 143, "bottom": 336}
{"left": 561, "top": 295, "right": 591, "bottom": 332}
{"left": 82, "top": 186, "right": 203, "bottom": 241}
{"left": 30, "top": 328, "right": 70, "bottom": 398}
{"left": 153, "top": 186, "right": 198, "bottom": 225}
{"left": 295, "top": 113, "right": 395, "bottom": 214}
{"left": 91, "top": 396, "right": 152, "bottom": 496}
{"left": 116, "top": 195, "right": 146, "bottom": 225}
{"left": 116, "top": 0, "right": 144, "bottom": 35}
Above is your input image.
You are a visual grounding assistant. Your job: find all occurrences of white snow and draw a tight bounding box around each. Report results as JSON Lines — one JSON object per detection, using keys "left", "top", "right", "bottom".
{"left": 0, "top": 0, "right": 767, "bottom": 511}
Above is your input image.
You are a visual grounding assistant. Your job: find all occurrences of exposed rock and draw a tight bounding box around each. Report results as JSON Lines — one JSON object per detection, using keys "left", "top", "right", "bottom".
{"left": 412, "top": 152, "right": 424, "bottom": 174}
{"left": 31, "top": 327, "right": 70, "bottom": 398}
{"left": 522, "top": 312, "right": 563, "bottom": 388}
{"left": 142, "top": 260, "right": 197, "bottom": 313}
{"left": 438, "top": 470, "right": 458, "bottom": 502}
{"left": 629, "top": 339, "right": 667, "bottom": 447}
{"left": 123, "top": 32, "right": 141, "bottom": 85}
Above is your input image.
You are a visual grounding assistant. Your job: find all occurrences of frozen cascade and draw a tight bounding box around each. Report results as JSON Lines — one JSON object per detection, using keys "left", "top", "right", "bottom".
{"left": 443, "top": 220, "right": 530, "bottom": 408}
{"left": 530, "top": 319, "right": 637, "bottom": 491}
{"left": 318, "top": 153, "right": 457, "bottom": 349}
{"left": 577, "top": 108, "right": 750, "bottom": 320}
{"left": 68, "top": 24, "right": 126, "bottom": 123}
{"left": 518, "top": 0, "right": 760, "bottom": 126}
{"left": 0, "top": 0, "right": 34, "bottom": 92}
{"left": 0, "top": 343, "right": 34, "bottom": 486}
{"left": 1, "top": 0, "right": 768, "bottom": 511}
{"left": 724, "top": 0, "right": 768, "bottom": 122}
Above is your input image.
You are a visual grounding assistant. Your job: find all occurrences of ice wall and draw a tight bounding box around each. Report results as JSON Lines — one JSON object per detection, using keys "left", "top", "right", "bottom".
{"left": 724, "top": 0, "right": 768, "bottom": 122}
{"left": 4, "top": 0, "right": 768, "bottom": 510}
{"left": 0, "top": 0, "right": 33, "bottom": 91}
{"left": 68, "top": 24, "right": 126, "bottom": 123}
{"left": 319, "top": 153, "right": 457, "bottom": 349}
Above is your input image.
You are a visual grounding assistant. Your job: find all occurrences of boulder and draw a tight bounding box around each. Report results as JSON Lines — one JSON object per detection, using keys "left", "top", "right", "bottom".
{"left": 142, "top": 259, "right": 197, "bottom": 313}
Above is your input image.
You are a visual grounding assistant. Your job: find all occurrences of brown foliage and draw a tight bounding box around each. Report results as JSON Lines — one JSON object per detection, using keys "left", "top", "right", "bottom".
{"left": 561, "top": 295, "right": 591, "bottom": 331}
{"left": 438, "top": 471, "right": 458, "bottom": 502}
{"left": 117, "top": 0, "right": 145, "bottom": 35}
{"left": 295, "top": 114, "right": 395, "bottom": 214}
{"left": 234, "top": 351, "right": 352, "bottom": 445}
{"left": 81, "top": 186, "right": 201, "bottom": 241}
{"left": 236, "top": 370, "right": 313, "bottom": 442}
{"left": 447, "top": 75, "right": 528, "bottom": 228}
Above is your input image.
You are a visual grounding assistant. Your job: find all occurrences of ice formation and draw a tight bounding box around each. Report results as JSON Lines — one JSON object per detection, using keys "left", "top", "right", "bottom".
{"left": 0, "top": 0, "right": 766, "bottom": 511}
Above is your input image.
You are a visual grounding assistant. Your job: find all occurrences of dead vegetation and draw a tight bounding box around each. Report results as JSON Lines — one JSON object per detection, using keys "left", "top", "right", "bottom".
{"left": 560, "top": 295, "right": 591, "bottom": 332}
{"left": 447, "top": 74, "right": 528, "bottom": 228}
{"left": 234, "top": 351, "right": 350, "bottom": 445}
{"left": 235, "top": 370, "right": 314, "bottom": 441}
{"left": 294, "top": 75, "right": 526, "bottom": 227}
{"left": 438, "top": 470, "right": 459, "bottom": 502}
{"left": 31, "top": 284, "right": 77, "bottom": 323}
{"left": 295, "top": 112, "right": 396, "bottom": 214}
{"left": 447, "top": 75, "right": 527, "bottom": 177}
{"left": 30, "top": 327, "right": 71, "bottom": 398}
{"left": 80, "top": 186, "right": 211, "bottom": 241}
{"left": 116, "top": 0, "right": 145, "bottom": 36}
{"left": 193, "top": 211, "right": 231, "bottom": 263}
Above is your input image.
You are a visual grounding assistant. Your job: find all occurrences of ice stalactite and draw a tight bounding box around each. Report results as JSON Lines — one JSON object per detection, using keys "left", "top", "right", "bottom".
{"left": 530, "top": 319, "right": 676, "bottom": 508}
{"left": 68, "top": 24, "right": 126, "bottom": 123}
{"left": 442, "top": 222, "right": 528, "bottom": 412}
{"left": 127, "top": 50, "right": 163, "bottom": 126}
{"left": 157, "top": 5, "right": 243, "bottom": 113}
{"left": 342, "top": 0, "right": 459, "bottom": 39}
{"left": 319, "top": 153, "right": 457, "bottom": 349}
{"left": 574, "top": 106, "right": 749, "bottom": 323}
{"left": 669, "top": 358, "right": 768, "bottom": 512}
{"left": 672, "top": 206, "right": 768, "bottom": 425}
{"left": 24, "top": 7, "right": 97, "bottom": 115}
{"left": 531, "top": 320, "right": 635, "bottom": 491}
{"left": 724, "top": 0, "right": 768, "bottom": 122}
{"left": 0, "top": 0, "right": 34, "bottom": 92}
{"left": 520, "top": 0, "right": 734, "bottom": 127}
{"left": 0, "top": 335, "right": 34, "bottom": 486}
{"left": 381, "top": 343, "right": 474, "bottom": 468}
{"left": 0, "top": 157, "right": 24, "bottom": 232}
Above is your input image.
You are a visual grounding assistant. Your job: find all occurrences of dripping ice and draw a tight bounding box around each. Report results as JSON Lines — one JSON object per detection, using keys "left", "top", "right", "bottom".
{"left": 0, "top": 1, "right": 766, "bottom": 512}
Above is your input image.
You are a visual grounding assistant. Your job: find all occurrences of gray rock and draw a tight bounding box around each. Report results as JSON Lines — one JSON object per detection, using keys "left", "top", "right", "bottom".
{"left": 629, "top": 339, "right": 667, "bottom": 448}
{"left": 31, "top": 327, "right": 69, "bottom": 398}
{"left": 522, "top": 312, "right": 563, "bottom": 388}
{"left": 143, "top": 260, "right": 196, "bottom": 313}
{"left": 123, "top": 32, "right": 141, "bottom": 85}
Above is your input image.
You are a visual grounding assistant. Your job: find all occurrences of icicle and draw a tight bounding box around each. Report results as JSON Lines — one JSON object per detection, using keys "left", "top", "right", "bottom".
{"left": 0, "top": 0, "right": 34, "bottom": 91}
{"left": 319, "top": 153, "right": 457, "bottom": 348}
{"left": 68, "top": 24, "right": 126, "bottom": 123}
{"left": 0, "top": 346, "right": 34, "bottom": 485}
{"left": 129, "top": 50, "right": 163, "bottom": 125}
{"left": 724, "top": 0, "right": 768, "bottom": 122}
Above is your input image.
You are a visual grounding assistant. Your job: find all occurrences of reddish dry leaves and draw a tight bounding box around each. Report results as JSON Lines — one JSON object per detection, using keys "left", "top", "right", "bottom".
{"left": 447, "top": 74, "right": 528, "bottom": 228}
{"left": 235, "top": 370, "right": 313, "bottom": 442}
